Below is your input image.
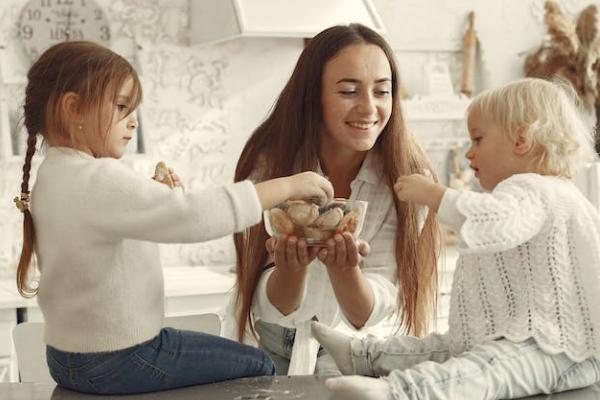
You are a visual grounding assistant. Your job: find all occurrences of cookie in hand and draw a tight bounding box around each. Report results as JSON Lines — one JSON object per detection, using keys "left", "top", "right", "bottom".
{"left": 153, "top": 161, "right": 175, "bottom": 188}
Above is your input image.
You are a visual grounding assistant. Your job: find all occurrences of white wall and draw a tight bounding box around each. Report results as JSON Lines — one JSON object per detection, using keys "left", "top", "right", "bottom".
{"left": 0, "top": 0, "right": 595, "bottom": 276}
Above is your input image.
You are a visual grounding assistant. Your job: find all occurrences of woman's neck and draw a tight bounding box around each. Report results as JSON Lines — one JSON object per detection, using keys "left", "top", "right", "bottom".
{"left": 318, "top": 145, "right": 366, "bottom": 198}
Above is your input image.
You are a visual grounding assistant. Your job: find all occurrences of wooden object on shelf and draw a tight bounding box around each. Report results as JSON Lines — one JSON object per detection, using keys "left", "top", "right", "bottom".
{"left": 460, "top": 11, "right": 477, "bottom": 97}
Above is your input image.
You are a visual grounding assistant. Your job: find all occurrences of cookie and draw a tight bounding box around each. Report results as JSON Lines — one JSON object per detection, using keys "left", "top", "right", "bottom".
{"left": 153, "top": 161, "right": 175, "bottom": 188}
{"left": 269, "top": 208, "right": 296, "bottom": 235}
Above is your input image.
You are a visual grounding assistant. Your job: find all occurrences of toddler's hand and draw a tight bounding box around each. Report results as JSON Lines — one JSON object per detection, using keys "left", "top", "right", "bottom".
{"left": 394, "top": 174, "right": 435, "bottom": 204}
{"left": 286, "top": 171, "right": 334, "bottom": 206}
{"left": 394, "top": 173, "right": 445, "bottom": 211}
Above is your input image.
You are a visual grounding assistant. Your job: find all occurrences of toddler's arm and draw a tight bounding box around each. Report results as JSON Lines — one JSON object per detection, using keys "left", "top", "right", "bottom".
{"left": 394, "top": 173, "right": 446, "bottom": 212}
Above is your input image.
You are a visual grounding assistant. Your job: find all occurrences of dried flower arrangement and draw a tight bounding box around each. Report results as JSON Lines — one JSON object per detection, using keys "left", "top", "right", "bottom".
{"left": 525, "top": 1, "right": 600, "bottom": 150}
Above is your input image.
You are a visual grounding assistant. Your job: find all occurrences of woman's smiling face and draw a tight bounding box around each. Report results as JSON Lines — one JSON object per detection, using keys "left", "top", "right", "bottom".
{"left": 320, "top": 43, "right": 392, "bottom": 154}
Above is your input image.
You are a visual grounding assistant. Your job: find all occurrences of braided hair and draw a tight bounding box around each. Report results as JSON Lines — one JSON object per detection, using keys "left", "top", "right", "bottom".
{"left": 16, "top": 41, "right": 142, "bottom": 297}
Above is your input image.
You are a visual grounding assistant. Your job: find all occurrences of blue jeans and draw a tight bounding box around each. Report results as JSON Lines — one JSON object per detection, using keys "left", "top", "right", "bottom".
{"left": 351, "top": 333, "right": 600, "bottom": 400}
{"left": 46, "top": 327, "right": 275, "bottom": 395}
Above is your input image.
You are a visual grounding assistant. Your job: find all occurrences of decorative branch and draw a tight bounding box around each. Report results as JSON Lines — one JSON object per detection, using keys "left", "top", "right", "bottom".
{"left": 525, "top": 1, "right": 600, "bottom": 113}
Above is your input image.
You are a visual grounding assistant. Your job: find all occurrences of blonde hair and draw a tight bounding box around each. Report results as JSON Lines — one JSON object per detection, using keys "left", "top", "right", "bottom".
{"left": 468, "top": 78, "right": 596, "bottom": 178}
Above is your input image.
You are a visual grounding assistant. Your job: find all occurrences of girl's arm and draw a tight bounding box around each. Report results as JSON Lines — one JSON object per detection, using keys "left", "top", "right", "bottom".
{"left": 82, "top": 159, "right": 332, "bottom": 243}
{"left": 255, "top": 171, "right": 333, "bottom": 210}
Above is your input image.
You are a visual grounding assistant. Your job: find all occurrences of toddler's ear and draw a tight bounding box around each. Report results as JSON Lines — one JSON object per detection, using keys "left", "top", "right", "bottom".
{"left": 513, "top": 126, "right": 533, "bottom": 156}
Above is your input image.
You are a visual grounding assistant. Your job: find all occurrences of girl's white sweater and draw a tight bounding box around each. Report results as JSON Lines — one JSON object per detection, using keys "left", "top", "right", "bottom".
{"left": 32, "top": 147, "right": 262, "bottom": 352}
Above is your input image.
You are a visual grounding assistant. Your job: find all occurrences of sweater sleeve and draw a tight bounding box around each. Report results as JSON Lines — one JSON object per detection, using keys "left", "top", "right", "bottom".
{"left": 444, "top": 175, "right": 547, "bottom": 254}
{"left": 81, "top": 158, "right": 263, "bottom": 243}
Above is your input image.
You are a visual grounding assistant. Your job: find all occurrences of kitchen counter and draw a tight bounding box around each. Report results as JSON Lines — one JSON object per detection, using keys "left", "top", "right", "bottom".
{"left": 1, "top": 377, "right": 599, "bottom": 400}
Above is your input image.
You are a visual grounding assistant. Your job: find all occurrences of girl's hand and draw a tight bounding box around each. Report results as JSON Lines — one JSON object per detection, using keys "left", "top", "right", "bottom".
{"left": 394, "top": 173, "right": 445, "bottom": 211}
{"left": 153, "top": 161, "right": 183, "bottom": 189}
{"left": 285, "top": 171, "right": 334, "bottom": 205}
{"left": 317, "top": 233, "right": 369, "bottom": 271}
{"left": 255, "top": 171, "right": 334, "bottom": 210}
{"left": 267, "top": 235, "right": 320, "bottom": 274}
{"left": 168, "top": 167, "right": 184, "bottom": 189}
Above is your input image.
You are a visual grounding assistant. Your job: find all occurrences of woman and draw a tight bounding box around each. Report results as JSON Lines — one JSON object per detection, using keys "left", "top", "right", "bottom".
{"left": 231, "top": 23, "right": 440, "bottom": 375}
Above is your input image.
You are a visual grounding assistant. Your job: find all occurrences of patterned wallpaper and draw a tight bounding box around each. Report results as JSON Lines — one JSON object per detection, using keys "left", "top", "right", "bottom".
{"left": 0, "top": 0, "right": 304, "bottom": 276}
{"left": 0, "top": 0, "right": 597, "bottom": 277}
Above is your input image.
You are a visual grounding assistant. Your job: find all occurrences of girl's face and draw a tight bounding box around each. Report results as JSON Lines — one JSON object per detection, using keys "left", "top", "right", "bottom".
{"left": 105, "top": 77, "right": 138, "bottom": 158}
{"left": 320, "top": 43, "right": 392, "bottom": 155}
{"left": 466, "top": 110, "right": 526, "bottom": 191}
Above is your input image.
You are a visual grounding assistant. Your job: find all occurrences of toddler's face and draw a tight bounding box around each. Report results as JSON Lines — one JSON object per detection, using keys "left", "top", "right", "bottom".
{"left": 105, "top": 77, "right": 138, "bottom": 159}
{"left": 465, "top": 111, "right": 523, "bottom": 191}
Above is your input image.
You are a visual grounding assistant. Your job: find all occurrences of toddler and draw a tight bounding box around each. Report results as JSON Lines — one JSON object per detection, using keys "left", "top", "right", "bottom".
{"left": 313, "top": 78, "right": 600, "bottom": 399}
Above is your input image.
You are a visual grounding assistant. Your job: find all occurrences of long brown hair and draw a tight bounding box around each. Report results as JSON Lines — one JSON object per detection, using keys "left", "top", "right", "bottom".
{"left": 233, "top": 24, "right": 440, "bottom": 340}
{"left": 16, "top": 41, "right": 142, "bottom": 297}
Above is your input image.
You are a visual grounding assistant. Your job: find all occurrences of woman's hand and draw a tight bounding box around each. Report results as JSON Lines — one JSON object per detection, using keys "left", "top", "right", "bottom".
{"left": 266, "top": 235, "right": 320, "bottom": 273}
{"left": 265, "top": 235, "right": 318, "bottom": 315}
{"left": 317, "top": 232, "right": 370, "bottom": 271}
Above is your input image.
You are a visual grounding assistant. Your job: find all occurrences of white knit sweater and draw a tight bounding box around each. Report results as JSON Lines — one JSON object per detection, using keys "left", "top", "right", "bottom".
{"left": 438, "top": 173, "right": 600, "bottom": 362}
{"left": 32, "top": 147, "right": 262, "bottom": 352}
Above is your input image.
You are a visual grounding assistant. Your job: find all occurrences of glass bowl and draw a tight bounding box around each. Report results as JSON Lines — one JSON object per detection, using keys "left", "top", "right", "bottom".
{"left": 264, "top": 198, "right": 368, "bottom": 247}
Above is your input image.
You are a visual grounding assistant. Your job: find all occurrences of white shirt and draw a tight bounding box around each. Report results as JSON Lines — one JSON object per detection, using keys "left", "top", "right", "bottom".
{"left": 251, "top": 151, "right": 399, "bottom": 373}
{"left": 439, "top": 173, "right": 600, "bottom": 361}
{"left": 32, "top": 147, "right": 262, "bottom": 352}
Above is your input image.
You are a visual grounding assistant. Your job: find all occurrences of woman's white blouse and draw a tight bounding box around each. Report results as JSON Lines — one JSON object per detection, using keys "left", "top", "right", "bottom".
{"left": 252, "top": 151, "right": 400, "bottom": 373}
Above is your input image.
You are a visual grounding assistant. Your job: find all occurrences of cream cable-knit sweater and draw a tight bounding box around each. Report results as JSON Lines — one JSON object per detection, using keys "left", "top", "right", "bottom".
{"left": 438, "top": 173, "right": 600, "bottom": 362}
{"left": 32, "top": 147, "right": 262, "bottom": 352}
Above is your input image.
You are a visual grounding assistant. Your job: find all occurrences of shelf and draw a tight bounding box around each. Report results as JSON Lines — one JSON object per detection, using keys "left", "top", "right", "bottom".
{"left": 402, "top": 94, "right": 470, "bottom": 121}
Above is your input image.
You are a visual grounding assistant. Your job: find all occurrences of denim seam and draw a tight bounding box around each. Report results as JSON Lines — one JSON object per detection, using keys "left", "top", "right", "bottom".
{"left": 391, "top": 342, "right": 541, "bottom": 393}
{"left": 375, "top": 349, "right": 450, "bottom": 356}
{"left": 132, "top": 353, "right": 168, "bottom": 379}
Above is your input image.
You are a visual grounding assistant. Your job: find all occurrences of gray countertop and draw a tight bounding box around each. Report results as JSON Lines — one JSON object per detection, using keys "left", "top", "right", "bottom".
{"left": 1, "top": 376, "right": 599, "bottom": 400}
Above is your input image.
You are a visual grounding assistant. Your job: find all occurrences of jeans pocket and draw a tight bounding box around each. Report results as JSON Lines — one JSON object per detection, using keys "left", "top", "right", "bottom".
{"left": 86, "top": 352, "right": 168, "bottom": 395}
{"left": 46, "top": 349, "right": 67, "bottom": 386}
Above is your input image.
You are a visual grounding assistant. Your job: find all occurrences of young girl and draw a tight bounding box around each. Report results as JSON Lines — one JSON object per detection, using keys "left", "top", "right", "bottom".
{"left": 230, "top": 24, "right": 440, "bottom": 376}
{"left": 14, "top": 41, "right": 333, "bottom": 395}
{"left": 312, "top": 78, "right": 600, "bottom": 399}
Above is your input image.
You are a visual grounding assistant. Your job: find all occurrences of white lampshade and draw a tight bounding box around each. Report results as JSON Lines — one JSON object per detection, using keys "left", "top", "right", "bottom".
{"left": 190, "top": 0, "right": 385, "bottom": 45}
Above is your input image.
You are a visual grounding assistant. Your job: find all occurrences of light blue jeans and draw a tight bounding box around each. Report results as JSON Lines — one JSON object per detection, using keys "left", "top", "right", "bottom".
{"left": 350, "top": 333, "right": 600, "bottom": 400}
{"left": 256, "top": 320, "right": 341, "bottom": 376}
{"left": 46, "top": 327, "right": 275, "bottom": 395}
